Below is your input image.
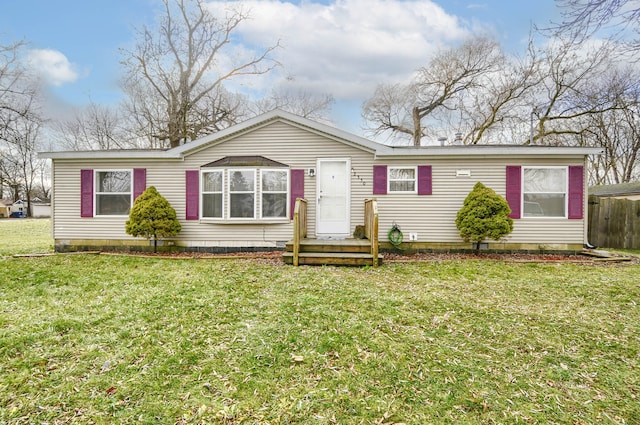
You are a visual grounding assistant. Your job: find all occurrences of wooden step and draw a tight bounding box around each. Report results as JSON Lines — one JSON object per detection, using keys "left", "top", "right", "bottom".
{"left": 283, "top": 252, "right": 383, "bottom": 266}
{"left": 285, "top": 238, "right": 372, "bottom": 254}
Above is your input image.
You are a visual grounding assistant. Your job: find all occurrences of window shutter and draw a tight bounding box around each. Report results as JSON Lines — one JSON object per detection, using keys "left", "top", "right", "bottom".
{"left": 373, "top": 165, "right": 387, "bottom": 195}
{"left": 133, "top": 168, "right": 146, "bottom": 200}
{"left": 505, "top": 166, "right": 521, "bottom": 219}
{"left": 417, "top": 165, "right": 432, "bottom": 195}
{"left": 80, "top": 169, "right": 93, "bottom": 217}
{"left": 185, "top": 170, "right": 199, "bottom": 220}
{"left": 568, "top": 165, "right": 584, "bottom": 219}
{"left": 290, "top": 169, "right": 305, "bottom": 220}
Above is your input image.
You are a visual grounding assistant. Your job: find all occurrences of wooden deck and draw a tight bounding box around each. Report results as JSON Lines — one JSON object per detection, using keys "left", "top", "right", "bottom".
{"left": 286, "top": 198, "right": 381, "bottom": 266}
{"left": 283, "top": 238, "right": 383, "bottom": 266}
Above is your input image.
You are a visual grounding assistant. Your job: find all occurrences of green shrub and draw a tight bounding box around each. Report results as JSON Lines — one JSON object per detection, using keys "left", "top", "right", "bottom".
{"left": 455, "top": 182, "right": 513, "bottom": 252}
{"left": 125, "top": 186, "right": 181, "bottom": 252}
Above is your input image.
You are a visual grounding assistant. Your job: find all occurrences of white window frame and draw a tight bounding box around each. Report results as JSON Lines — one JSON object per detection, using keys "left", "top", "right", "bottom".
{"left": 201, "top": 170, "right": 224, "bottom": 219}
{"left": 260, "top": 168, "right": 290, "bottom": 219}
{"left": 94, "top": 169, "right": 132, "bottom": 217}
{"left": 227, "top": 168, "right": 257, "bottom": 220}
{"left": 522, "top": 166, "right": 568, "bottom": 219}
{"left": 388, "top": 166, "right": 417, "bottom": 193}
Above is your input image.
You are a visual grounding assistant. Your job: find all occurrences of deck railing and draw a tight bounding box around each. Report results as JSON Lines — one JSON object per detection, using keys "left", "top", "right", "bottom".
{"left": 292, "top": 198, "right": 308, "bottom": 266}
{"left": 364, "top": 198, "right": 379, "bottom": 267}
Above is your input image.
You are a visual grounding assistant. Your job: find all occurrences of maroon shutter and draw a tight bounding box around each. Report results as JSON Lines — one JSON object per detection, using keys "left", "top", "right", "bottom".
{"left": 373, "top": 165, "right": 387, "bottom": 195}
{"left": 133, "top": 168, "right": 146, "bottom": 200}
{"left": 417, "top": 165, "right": 432, "bottom": 195}
{"left": 506, "top": 166, "right": 521, "bottom": 219}
{"left": 185, "top": 170, "right": 199, "bottom": 220}
{"left": 290, "top": 169, "right": 305, "bottom": 220}
{"left": 568, "top": 165, "right": 584, "bottom": 219}
{"left": 80, "top": 169, "right": 93, "bottom": 217}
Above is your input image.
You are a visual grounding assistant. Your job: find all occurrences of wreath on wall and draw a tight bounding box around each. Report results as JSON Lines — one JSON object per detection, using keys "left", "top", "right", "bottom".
{"left": 388, "top": 223, "right": 404, "bottom": 247}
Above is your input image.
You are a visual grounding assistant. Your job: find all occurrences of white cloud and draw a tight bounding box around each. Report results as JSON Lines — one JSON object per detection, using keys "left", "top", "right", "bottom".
{"left": 206, "top": 0, "right": 470, "bottom": 101}
{"left": 26, "top": 49, "right": 79, "bottom": 86}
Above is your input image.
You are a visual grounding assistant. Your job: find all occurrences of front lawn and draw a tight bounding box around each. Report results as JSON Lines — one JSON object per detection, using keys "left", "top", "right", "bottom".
{"left": 1, "top": 251, "right": 638, "bottom": 424}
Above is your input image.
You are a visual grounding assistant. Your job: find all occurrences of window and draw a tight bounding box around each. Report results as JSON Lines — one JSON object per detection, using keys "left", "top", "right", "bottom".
{"left": 523, "top": 167, "right": 567, "bottom": 217}
{"left": 388, "top": 167, "right": 416, "bottom": 193}
{"left": 262, "top": 169, "right": 288, "bottom": 218}
{"left": 202, "top": 170, "right": 223, "bottom": 218}
{"left": 95, "top": 170, "right": 132, "bottom": 216}
{"left": 228, "top": 169, "right": 256, "bottom": 218}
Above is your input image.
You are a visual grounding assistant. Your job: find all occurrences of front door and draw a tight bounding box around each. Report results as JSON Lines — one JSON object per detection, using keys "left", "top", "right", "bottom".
{"left": 316, "top": 158, "right": 350, "bottom": 237}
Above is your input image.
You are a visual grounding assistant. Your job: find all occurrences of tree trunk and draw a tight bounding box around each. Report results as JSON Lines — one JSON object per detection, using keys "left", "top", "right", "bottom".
{"left": 412, "top": 106, "right": 422, "bottom": 147}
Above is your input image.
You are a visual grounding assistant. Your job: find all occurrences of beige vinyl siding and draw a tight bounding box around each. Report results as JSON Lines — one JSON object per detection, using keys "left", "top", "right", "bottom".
{"left": 374, "top": 157, "right": 586, "bottom": 245}
{"left": 50, "top": 118, "right": 589, "bottom": 249}
{"left": 51, "top": 121, "right": 377, "bottom": 246}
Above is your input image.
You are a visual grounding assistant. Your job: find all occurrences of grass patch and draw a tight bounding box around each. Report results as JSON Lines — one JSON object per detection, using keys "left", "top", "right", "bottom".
{"left": 0, "top": 218, "right": 53, "bottom": 255}
{"left": 1, "top": 221, "right": 638, "bottom": 423}
{"left": 1, "top": 253, "right": 639, "bottom": 424}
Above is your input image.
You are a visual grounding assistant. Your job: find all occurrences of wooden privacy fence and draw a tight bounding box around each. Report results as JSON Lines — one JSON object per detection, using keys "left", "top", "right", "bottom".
{"left": 588, "top": 195, "right": 640, "bottom": 249}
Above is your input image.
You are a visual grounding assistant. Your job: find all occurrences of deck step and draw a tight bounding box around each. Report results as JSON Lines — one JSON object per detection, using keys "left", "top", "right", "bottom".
{"left": 283, "top": 252, "right": 383, "bottom": 266}
{"left": 285, "top": 239, "right": 372, "bottom": 254}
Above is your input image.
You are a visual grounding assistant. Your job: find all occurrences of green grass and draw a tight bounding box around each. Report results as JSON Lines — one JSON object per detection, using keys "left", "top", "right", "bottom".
{"left": 1, "top": 221, "right": 639, "bottom": 424}
{"left": 0, "top": 218, "right": 53, "bottom": 255}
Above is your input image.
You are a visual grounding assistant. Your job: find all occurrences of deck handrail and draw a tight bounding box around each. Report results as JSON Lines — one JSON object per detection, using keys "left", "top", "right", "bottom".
{"left": 292, "top": 198, "right": 308, "bottom": 266}
{"left": 364, "top": 198, "right": 379, "bottom": 267}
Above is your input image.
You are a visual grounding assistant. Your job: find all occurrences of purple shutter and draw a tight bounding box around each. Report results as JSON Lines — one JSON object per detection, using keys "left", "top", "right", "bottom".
{"left": 568, "top": 165, "right": 584, "bottom": 219}
{"left": 290, "top": 169, "right": 305, "bottom": 220}
{"left": 185, "top": 170, "right": 199, "bottom": 220}
{"left": 417, "top": 165, "right": 432, "bottom": 195}
{"left": 506, "top": 166, "right": 521, "bottom": 219}
{"left": 133, "top": 168, "right": 147, "bottom": 200}
{"left": 373, "top": 165, "right": 387, "bottom": 195}
{"left": 80, "top": 169, "right": 94, "bottom": 217}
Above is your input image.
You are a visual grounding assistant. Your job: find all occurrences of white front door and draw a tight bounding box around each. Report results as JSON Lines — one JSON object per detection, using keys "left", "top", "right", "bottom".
{"left": 316, "top": 158, "right": 350, "bottom": 237}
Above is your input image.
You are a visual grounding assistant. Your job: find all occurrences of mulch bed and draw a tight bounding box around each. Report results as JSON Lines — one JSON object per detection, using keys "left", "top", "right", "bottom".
{"left": 93, "top": 250, "right": 639, "bottom": 265}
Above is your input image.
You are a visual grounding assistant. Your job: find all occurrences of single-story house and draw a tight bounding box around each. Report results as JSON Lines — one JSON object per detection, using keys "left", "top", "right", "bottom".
{"left": 40, "top": 110, "right": 602, "bottom": 254}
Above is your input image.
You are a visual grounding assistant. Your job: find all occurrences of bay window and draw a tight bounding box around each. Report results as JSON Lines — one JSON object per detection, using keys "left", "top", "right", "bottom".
{"left": 202, "top": 170, "right": 224, "bottom": 218}
{"left": 229, "top": 169, "right": 256, "bottom": 219}
{"left": 261, "top": 169, "right": 288, "bottom": 218}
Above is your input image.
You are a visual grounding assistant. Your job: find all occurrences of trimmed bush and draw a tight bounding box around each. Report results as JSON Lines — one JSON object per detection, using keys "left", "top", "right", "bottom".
{"left": 125, "top": 186, "right": 181, "bottom": 252}
{"left": 456, "top": 182, "right": 513, "bottom": 252}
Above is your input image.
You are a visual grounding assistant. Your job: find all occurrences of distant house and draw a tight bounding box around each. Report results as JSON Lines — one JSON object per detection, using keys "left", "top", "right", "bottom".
{"left": 40, "top": 110, "right": 602, "bottom": 253}
{"left": 0, "top": 199, "right": 10, "bottom": 218}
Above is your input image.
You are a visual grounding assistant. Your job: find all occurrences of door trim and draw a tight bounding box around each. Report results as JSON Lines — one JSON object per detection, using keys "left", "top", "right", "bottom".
{"left": 316, "top": 158, "right": 351, "bottom": 238}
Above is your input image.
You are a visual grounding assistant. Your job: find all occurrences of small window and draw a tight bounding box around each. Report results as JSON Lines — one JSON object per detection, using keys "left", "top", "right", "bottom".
{"left": 523, "top": 167, "right": 567, "bottom": 217}
{"left": 202, "top": 170, "right": 224, "bottom": 218}
{"left": 261, "top": 169, "right": 288, "bottom": 218}
{"left": 95, "top": 170, "right": 131, "bottom": 215}
{"left": 388, "top": 167, "right": 417, "bottom": 193}
{"left": 228, "top": 169, "right": 256, "bottom": 219}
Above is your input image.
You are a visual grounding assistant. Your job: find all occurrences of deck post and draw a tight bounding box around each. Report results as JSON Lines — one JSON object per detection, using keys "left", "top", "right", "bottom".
{"left": 365, "top": 198, "right": 379, "bottom": 267}
{"left": 293, "top": 198, "right": 307, "bottom": 266}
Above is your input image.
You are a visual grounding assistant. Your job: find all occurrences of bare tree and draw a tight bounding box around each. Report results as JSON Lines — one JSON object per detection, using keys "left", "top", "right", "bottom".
{"left": 249, "top": 89, "right": 334, "bottom": 123}
{"left": 363, "top": 37, "right": 504, "bottom": 146}
{"left": 1, "top": 115, "right": 44, "bottom": 215}
{"left": 548, "top": 0, "right": 640, "bottom": 51}
{"left": 525, "top": 37, "right": 634, "bottom": 146}
{"left": 120, "top": 0, "right": 279, "bottom": 148}
{"left": 1, "top": 39, "right": 45, "bottom": 206}
{"left": 53, "top": 101, "right": 136, "bottom": 151}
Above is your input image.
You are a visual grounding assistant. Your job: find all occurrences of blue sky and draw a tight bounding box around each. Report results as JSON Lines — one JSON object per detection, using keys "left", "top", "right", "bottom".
{"left": 1, "top": 0, "right": 559, "bottom": 135}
